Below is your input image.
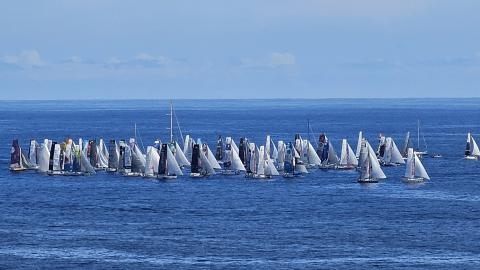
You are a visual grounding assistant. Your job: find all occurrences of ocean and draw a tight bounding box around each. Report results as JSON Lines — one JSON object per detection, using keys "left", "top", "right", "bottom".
{"left": 1, "top": 99, "right": 480, "bottom": 269}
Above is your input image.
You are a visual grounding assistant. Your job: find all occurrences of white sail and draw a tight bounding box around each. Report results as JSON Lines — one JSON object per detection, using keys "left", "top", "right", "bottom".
{"left": 295, "top": 163, "right": 308, "bottom": 174}
{"left": 405, "top": 148, "right": 430, "bottom": 179}
{"left": 327, "top": 141, "right": 339, "bottom": 165}
{"left": 183, "top": 135, "right": 193, "bottom": 162}
{"left": 174, "top": 141, "right": 190, "bottom": 167}
{"left": 369, "top": 149, "right": 386, "bottom": 179}
{"left": 37, "top": 143, "right": 50, "bottom": 172}
{"left": 469, "top": 133, "right": 480, "bottom": 156}
{"left": 199, "top": 149, "right": 215, "bottom": 175}
{"left": 28, "top": 140, "right": 38, "bottom": 165}
{"left": 145, "top": 146, "right": 160, "bottom": 176}
{"left": 265, "top": 153, "right": 279, "bottom": 176}
{"left": 97, "top": 139, "right": 109, "bottom": 168}
{"left": 277, "top": 141, "right": 285, "bottom": 170}
{"left": 265, "top": 136, "right": 271, "bottom": 159}
{"left": 402, "top": 132, "right": 411, "bottom": 157}
{"left": 305, "top": 140, "right": 321, "bottom": 166}
{"left": 389, "top": 138, "right": 405, "bottom": 164}
{"left": 256, "top": 146, "right": 266, "bottom": 176}
{"left": 80, "top": 149, "right": 96, "bottom": 173}
{"left": 231, "top": 145, "right": 246, "bottom": 171}
{"left": 230, "top": 138, "right": 239, "bottom": 154}
{"left": 52, "top": 144, "right": 62, "bottom": 171}
{"left": 271, "top": 138, "right": 278, "bottom": 161}
{"left": 166, "top": 145, "right": 183, "bottom": 176}
{"left": 206, "top": 145, "right": 221, "bottom": 170}
{"left": 340, "top": 139, "right": 358, "bottom": 167}
{"left": 356, "top": 131, "right": 363, "bottom": 158}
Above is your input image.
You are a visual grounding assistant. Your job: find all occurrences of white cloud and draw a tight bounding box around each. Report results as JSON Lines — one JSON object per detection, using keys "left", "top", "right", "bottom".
{"left": 240, "top": 52, "right": 296, "bottom": 69}
{"left": 2, "top": 50, "right": 44, "bottom": 68}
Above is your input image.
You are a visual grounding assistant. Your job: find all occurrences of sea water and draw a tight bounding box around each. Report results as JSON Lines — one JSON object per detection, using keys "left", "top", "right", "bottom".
{"left": 0, "top": 99, "right": 479, "bottom": 269}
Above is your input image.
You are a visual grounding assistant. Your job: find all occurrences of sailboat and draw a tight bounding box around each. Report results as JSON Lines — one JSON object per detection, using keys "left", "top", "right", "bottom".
{"left": 355, "top": 131, "right": 363, "bottom": 159}
{"left": 357, "top": 139, "right": 387, "bottom": 183}
{"left": 190, "top": 143, "right": 215, "bottom": 178}
{"left": 107, "top": 139, "right": 120, "bottom": 172}
{"left": 129, "top": 138, "right": 146, "bottom": 176}
{"left": 118, "top": 140, "right": 135, "bottom": 176}
{"left": 156, "top": 143, "right": 183, "bottom": 179}
{"left": 404, "top": 148, "right": 430, "bottom": 182}
{"left": 401, "top": 132, "right": 412, "bottom": 158}
{"left": 9, "top": 139, "right": 37, "bottom": 171}
{"left": 380, "top": 137, "right": 405, "bottom": 166}
{"left": 27, "top": 139, "right": 39, "bottom": 168}
{"left": 415, "top": 120, "right": 428, "bottom": 157}
{"left": 221, "top": 137, "right": 246, "bottom": 175}
{"left": 338, "top": 139, "right": 358, "bottom": 170}
{"left": 144, "top": 146, "right": 160, "bottom": 178}
{"left": 283, "top": 142, "right": 301, "bottom": 178}
{"left": 317, "top": 133, "right": 339, "bottom": 169}
{"left": 97, "top": 138, "right": 109, "bottom": 169}
{"left": 276, "top": 140, "right": 285, "bottom": 172}
{"left": 465, "top": 132, "right": 480, "bottom": 160}
{"left": 300, "top": 139, "right": 321, "bottom": 168}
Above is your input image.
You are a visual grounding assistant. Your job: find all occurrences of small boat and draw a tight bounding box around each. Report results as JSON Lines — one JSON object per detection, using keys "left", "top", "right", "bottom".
{"left": 107, "top": 139, "right": 120, "bottom": 172}
{"left": 156, "top": 143, "right": 183, "bottom": 180}
{"left": 316, "top": 133, "right": 339, "bottom": 169}
{"left": 357, "top": 139, "right": 386, "bottom": 183}
{"left": 189, "top": 143, "right": 215, "bottom": 178}
{"left": 337, "top": 139, "right": 358, "bottom": 170}
{"left": 403, "top": 148, "right": 430, "bottom": 183}
{"left": 380, "top": 137, "right": 405, "bottom": 166}
{"left": 10, "top": 139, "right": 37, "bottom": 171}
{"left": 220, "top": 137, "right": 246, "bottom": 175}
{"left": 465, "top": 132, "right": 480, "bottom": 160}
{"left": 283, "top": 142, "right": 302, "bottom": 178}
{"left": 430, "top": 153, "right": 442, "bottom": 158}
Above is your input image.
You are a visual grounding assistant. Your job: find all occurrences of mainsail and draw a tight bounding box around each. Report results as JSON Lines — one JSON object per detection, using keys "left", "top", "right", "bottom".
{"left": 339, "top": 139, "right": 358, "bottom": 167}
{"left": 405, "top": 148, "right": 430, "bottom": 180}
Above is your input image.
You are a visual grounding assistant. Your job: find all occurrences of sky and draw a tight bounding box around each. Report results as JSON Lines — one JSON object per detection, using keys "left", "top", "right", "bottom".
{"left": 1, "top": 0, "right": 480, "bottom": 99}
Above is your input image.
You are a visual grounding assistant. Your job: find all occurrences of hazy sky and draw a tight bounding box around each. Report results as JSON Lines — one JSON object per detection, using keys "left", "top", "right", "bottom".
{"left": 1, "top": 0, "right": 480, "bottom": 99}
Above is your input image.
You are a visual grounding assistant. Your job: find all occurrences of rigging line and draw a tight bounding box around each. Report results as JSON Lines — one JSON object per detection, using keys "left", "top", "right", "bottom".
{"left": 173, "top": 107, "right": 185, "bottom": 146}
{"left": 136, "top": 125, "right": 146, "bottom": 154}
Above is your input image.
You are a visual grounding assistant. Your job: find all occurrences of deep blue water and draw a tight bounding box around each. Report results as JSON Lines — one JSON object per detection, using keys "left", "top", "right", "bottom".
{"left": 1, "top": 99, "right": 480, "bottom": 269}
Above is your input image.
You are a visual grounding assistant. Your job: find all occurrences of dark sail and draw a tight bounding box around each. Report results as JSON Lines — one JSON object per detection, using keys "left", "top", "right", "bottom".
{"left": 284, "top": 142, "right": 294, "bottom": 174}
{"left": 88, "top": 140, "right": 97, "bottom": 168}
{"left": 215, "top": 135, "right": 223, "bottom": 161}
{"left": 108, "top": 140, "right": 118, "bottom": 170}
{"left": 465, "top": 141, "right": 471, "bottom": 156}
{"left": 158, "top": 144, "right": 168, "bottom": 175}
{"left": 238, "top": 137, "right": 247, "bottom": 165}
{"left": 191, "top": 144, "right": 200, "bottom": 174}
{"left": 10, "top": 139, "right": 21, "bottom": 169}
{"left": 49, "top": 142, "right": 57, "bottom": 171}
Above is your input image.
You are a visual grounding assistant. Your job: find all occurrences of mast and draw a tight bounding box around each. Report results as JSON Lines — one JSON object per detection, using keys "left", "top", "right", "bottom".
{"left": 417, "top": 119, "right": 420, "bottom": 150}
{"left": 170, "top": 100, "right": 173, "bottom": 143}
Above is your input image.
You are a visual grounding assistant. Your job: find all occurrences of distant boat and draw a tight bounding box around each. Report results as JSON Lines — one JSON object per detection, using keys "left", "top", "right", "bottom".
{"left": 276, "top": 140, "right": 286, "bottom": 172}
{"left": 316, "top": 133, "right": 339, "bottom": 169}
{"left": 283, "top": 142, "right": 300, "bottom": 178}
{"left": 415, "top": 120, "right": 428, "bottom": 156}
{"left": 9, "top": 139, "right": 37, "bottom": 171}
{"left": 190, "top": 143, "right": 215, "bottom": 178}
{"left": 156, "top": 143, "right": 183, "bottom": 180}
{"left": 107, "top": 139, "right": 120, "bottom": 172}
{"left": 338, "top": 139, "right": 358, "bottom": 170}
{"left": 358, "top": 139, "right": 386, "bottom": 183}
{"left": 380, "top": 137, "right": 405, "bottom": 166}
{"left": 404, "top": 148, "right": 430, "bottom": 182}
{"left": 220, "top": 137, "right": 246, "bottom": 175}
{"left": 465, "top": 132, "right": 480, "bottom": 160}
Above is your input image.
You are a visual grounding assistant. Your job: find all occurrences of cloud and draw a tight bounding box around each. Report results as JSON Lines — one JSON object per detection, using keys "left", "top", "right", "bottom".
{"left": 105, "top": 53, "right": 173, "bottom": 69}
{"left": 240, "top": 52, "right": 296, "bottom": 69}
{"left": 1, "top": 50, "right": 44, "bottom": 69}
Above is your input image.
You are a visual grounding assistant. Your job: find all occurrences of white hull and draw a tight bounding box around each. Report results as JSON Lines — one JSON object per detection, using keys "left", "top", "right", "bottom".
{"left": 157, "top": 175, "right": 177, "bottom": 180}
{"left": 190, "top": 172, "right": 206, "bottom": 178}
{"left": 403, "top": 177, "right": 426, "bottom": 183}
{"left": 465, "top": 155, "right": 478, "bottom": 160}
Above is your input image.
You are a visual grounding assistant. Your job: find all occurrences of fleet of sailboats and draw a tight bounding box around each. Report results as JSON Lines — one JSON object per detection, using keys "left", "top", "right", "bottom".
{"left": 16, "top": 102, "right": 474, "bottom": 184}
